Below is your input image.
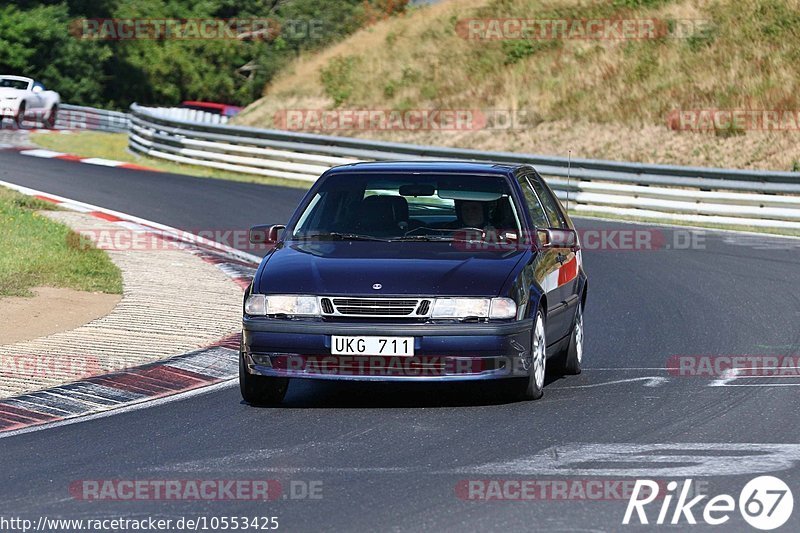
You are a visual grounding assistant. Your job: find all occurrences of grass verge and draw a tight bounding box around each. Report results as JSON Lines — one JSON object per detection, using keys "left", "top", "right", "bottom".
{"left": 0, "top": 186, "right": 123, "bottom": 298}
{"left": 30, "top": 132, "right": 312, "bottom": 191}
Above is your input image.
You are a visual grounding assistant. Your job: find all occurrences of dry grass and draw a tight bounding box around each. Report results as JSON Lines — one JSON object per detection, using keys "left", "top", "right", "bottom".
{"left": 234, "top": 0, "right": 800, "bottom": 170}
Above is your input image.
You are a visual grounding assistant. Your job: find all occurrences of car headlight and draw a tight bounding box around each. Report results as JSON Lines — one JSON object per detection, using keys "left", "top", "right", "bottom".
{"left": 431, "top": 297, "right": 516, "bottom": 320}
{"left": 489, "top": 297, "right": 517, "bottom": 319}
{"left": 245, "top": 294, "right": 320, "bottom": 316}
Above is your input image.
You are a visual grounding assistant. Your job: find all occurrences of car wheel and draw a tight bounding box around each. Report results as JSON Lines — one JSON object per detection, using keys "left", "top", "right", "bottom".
{"left": 239, "top": 338, "right": 289, "bottom": 406}
{"left": 514, "top": 309, "right": 546, "bottom": 401}
{"left": 44, "top": 105, "right": 58, "bottom": 129}
{"left": 562, "top": 301, "right": 584, "bottom": 375}
{"left": 14, "top": 103, "right": 25, "bottom": 128}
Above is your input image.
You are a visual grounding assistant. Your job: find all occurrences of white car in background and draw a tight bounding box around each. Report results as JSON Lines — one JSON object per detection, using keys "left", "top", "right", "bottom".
{"left": 0, "top": 75, "right": 60, "bottom": 128}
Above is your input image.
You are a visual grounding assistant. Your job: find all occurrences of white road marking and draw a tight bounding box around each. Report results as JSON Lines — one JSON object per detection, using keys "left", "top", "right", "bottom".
{"left": 149, "top": 443, "right": 800, "bottom": 477}
{"left": 81, "top": 157, "right": 123, "bottom": 167}
{"left": 19, "top": 148, "right": 65, "bottom": 158}
{"left": 712, "top": 383, "right": 800, "bottom": 387}
{"left": 115, "top": 221, "right": 151, "bottom": 231}
{"left": 61, "top": 203, "right": 94, "bottom": 213}
{"left": 556, "top": 376, "right": 668, "bottom": 388}
{"left": 455, "top": 443, "right": 800, "bottom": 477}
{"left": 709, "top": 366, "right": 800, "bottom": 387}
{"left": 583, "top": 368, "right": 670, "bottom": 371}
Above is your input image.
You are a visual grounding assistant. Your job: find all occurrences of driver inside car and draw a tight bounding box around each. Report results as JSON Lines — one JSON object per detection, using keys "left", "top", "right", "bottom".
{"left": 458, "top": 200, "right": 485, "bottom": 227}
{"left": 451, "top": 200, "right": 494, "bottom": 232}
{"left": 445, "top": 199, "right": 520, "bottom": 245}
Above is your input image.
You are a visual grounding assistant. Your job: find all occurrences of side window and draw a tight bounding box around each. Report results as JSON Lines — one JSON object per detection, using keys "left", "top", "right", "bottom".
{"left": 517, "top": 175, "right": 549, "bottom": 229}
{"left": 527, "top": 176, "right": 566, "bottom": 229}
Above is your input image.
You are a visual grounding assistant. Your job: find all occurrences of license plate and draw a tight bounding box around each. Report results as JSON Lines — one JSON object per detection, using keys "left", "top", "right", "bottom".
{"left": 331, "top": 336, "right": 414, "bottom": 356}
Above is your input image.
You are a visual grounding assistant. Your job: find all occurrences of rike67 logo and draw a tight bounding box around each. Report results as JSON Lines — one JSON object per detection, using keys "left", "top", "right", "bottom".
{"left": 623, "top": 476, "right": 794, "bottom": 530}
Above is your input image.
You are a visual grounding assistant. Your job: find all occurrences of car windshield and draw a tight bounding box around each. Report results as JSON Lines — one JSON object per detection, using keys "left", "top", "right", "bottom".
{"left": 0, "top": 78, "right": 29, "bottom": 90}
{"left": 291, "top": 173, "right": 522, "bottom": 241}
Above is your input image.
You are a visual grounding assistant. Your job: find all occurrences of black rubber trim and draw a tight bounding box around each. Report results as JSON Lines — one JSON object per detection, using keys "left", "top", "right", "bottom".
{"left": 243, "top": 317, "right": 533, "bottom": 336}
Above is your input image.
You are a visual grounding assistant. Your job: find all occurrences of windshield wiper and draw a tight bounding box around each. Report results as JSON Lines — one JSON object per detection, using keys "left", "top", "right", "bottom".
{"left": 296, "top": 232, "right": 389, "bottom": 242}
{"left": 390, "top": 235, "right": 455, "bottom": 242}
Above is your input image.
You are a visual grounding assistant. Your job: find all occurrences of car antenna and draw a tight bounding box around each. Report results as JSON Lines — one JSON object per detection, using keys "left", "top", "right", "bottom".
{"left": 566, "top": 150, "right": 572, "bottom": 213}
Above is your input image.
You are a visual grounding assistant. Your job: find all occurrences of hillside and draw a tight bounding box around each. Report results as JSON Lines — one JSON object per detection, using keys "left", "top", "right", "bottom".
{"left": 234, "top": 0, "right": 800, "bottom": 170}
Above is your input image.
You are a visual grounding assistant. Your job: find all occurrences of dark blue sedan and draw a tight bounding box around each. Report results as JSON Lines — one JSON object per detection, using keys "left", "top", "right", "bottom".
{"left": 240, "top": 161, "right": 587, "bottom": 404}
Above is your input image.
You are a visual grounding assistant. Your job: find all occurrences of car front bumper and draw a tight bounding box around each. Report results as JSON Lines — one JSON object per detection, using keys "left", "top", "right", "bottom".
{"left": 242, "top": 317, "right": 534, "bottom": 381}
{"left": 0, "top": 102, "right": 22, "bottom": 116}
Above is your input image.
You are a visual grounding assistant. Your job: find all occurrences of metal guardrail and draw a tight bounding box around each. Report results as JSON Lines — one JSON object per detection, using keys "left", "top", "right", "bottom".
{"left": 56, "top": 104, "right": 130, "bottom": 133}
{"left": 141, "top": 106, "right": 231, "bottom": 125}
{"left": 128, "top": 104, "right": 800, "bottom": 230}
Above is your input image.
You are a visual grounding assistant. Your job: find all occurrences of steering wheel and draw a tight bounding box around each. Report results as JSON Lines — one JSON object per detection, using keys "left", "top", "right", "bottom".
{"left": 458, "top": 227, "right": 487, "bottom": 237}
{"left": 403, "top": 226, "right": 449, "bottom": 236}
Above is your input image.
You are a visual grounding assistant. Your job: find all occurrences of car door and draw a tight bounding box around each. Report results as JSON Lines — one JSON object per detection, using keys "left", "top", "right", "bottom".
{"left": 30, "top": 81, "right": 46, "bottom": 111}
{"left": 516, "top": 172, "right": 566, "bottom": 344}
{"left": 527, "top": 173, "right": 580, "bottom": 341}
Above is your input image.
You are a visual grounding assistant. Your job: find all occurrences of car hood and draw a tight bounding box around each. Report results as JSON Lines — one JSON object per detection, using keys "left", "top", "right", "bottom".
{"left": 255, "top": 241, "right": 528, "bottom": 297}
{"left": 0, "top": 88, "right": 25, "bottom": 98}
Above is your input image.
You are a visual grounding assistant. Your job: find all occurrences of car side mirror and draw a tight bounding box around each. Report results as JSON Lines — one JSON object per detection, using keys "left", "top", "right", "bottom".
{"left": 32, "top": 85, "right": 43, "bottom": 94}
{"left": 249, "top": 224, "right": 285, "bottom": 245}
{"left": 537, "top": 228, "right": 579, "bottom": 250}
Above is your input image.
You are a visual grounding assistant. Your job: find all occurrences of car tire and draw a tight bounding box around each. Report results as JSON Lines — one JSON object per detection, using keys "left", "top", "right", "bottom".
{"left": 514, "top": 309, "right": 546, "bottom": 401}
{"left": 14, "top": 103, "right": 25, "bottom": 128}
{"left": 239, "top": 338, "right": 289, "bottom": 406}
{"left": 44, "top": 105, "right": 58, "bottom": 129}
{"left": 562, "top": 301, "right": 584, "bottom": 375}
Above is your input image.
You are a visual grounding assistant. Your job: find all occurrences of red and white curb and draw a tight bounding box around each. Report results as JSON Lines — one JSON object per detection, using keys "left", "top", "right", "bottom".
{"left": 15, "top": 147, "right": 159, "bottom": 172}
{"left": 0, "top": 338, "right": 240, "bottom": 437}
{"left": 0, "top": 127, "right": 74, "bottom": 135}
{"left": 11, "top": 128, "right": 76, "bottom": 134}
{"left": 0, "top": 179, "right": 262, "bottom": 436}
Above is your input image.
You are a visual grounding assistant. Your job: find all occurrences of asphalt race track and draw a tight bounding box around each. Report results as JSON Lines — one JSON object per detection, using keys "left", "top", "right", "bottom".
{"left": 2, "top": 149, "right": 800, "bottom": 531}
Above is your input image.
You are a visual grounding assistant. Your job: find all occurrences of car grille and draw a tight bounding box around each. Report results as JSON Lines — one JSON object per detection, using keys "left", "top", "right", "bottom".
{"left": 321, "top": 297, "right": 432, "bottom": 318}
